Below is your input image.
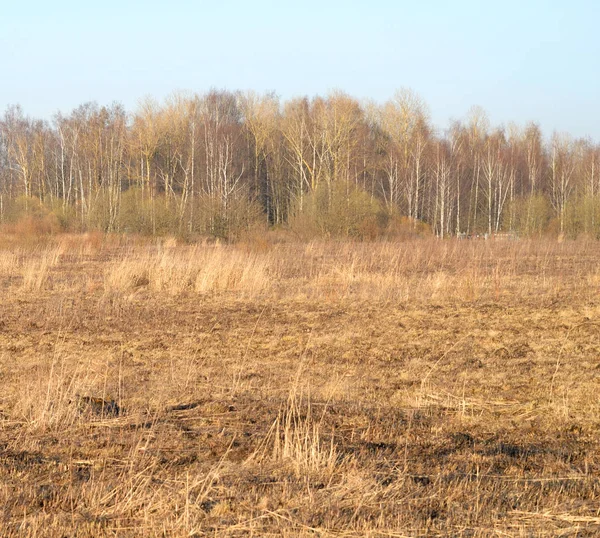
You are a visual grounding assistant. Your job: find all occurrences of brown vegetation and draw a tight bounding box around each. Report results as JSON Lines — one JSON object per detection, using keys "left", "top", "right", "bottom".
{"left": 2, "top": 234, "right": 600, "bottom": 536}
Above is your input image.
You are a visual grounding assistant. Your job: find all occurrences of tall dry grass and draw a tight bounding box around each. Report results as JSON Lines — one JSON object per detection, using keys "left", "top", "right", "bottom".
{"left": 0, "top": 244, "right": 65, "bottom": 290}
{"left": 20, "top": 245, "right": 64, "bottom": 291}
{"left": 269, "top": 391, "right": 339, "bottom": 480}
{"left": 97, "top": 237, "right": 600, "bottom": 304}
{"left": 3, "top": 235, "right": 598, "bottom": 303}
{"left": 104, "top": 244, "right": 271, "bottom": 297}
{"left": 0, "top": 250, "right": 19, "bottom": 277}
{"left": 0, "top": 234, "right": 600, "bottom": 302}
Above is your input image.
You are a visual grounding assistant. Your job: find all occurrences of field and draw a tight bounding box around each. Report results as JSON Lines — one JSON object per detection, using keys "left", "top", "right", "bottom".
{"left": 2, "top": 235, "right": 600, "bottom": 536}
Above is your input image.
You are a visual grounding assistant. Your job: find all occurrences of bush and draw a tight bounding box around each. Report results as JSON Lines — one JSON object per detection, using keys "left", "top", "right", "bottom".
{"left": 117, "top": 188, "right": 155, "bottom": 235}
{"left": 186, "top": 194, "right": 264, "bottom": 241}
{"left": 1, "top": 196, "right": 64, "bottom": 235}
{"left": 564, "top": 196, "right": 600, "bottom": 239}
{"left": 505, "top": 195, "right": 552, "bottom": 237}
{"left": 290, "top": 181, "right": 385, "bottom": 239}
{"left": 385, "top": 214, "right": 432, "bottom": 239}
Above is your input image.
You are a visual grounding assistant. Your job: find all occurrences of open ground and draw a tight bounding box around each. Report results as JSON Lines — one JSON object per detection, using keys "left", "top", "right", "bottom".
{"left": 1, "top": 235, "right": 600, "bottom": 536}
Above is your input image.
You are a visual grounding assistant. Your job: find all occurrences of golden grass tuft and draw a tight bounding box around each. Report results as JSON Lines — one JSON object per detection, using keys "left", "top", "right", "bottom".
{"left": 20, "top": 246, "right": 64, "bottom": 291}
{"left": 104, "top": 245, "right": 272, "bottom": 297}
{"left": 271, "top": 393, "right": 339, "bottom": 479}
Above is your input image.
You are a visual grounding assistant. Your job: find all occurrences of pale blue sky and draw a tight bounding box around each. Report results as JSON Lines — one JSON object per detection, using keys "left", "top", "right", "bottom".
{"left": 2, "top": 0, "right": 599, "bottom": 138}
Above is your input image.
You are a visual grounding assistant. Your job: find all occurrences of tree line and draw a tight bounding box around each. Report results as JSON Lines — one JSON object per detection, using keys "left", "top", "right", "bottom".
{"left": 1, "top": 89, "right": 599, "bottom": 239}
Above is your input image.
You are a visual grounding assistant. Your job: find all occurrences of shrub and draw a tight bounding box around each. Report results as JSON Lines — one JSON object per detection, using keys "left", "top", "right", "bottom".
{"left": 505, "top": 195, "right": 552, "bottom": 237}
{"left": 290, "top": 181, "right": 385, "bottom": 239}
{"left": 1, "top": 196, "right": 64, "bottom": 236}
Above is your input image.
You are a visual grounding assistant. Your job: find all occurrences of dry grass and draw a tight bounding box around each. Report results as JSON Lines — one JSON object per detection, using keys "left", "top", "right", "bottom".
{"left": 97, "top": 237, "right": 600, "bottom": 304}
{"left": 104, "top": 244, "right": 271, "bottom": 297}
{"left": 2, "top": 235, "right": 600, "bottom": 536}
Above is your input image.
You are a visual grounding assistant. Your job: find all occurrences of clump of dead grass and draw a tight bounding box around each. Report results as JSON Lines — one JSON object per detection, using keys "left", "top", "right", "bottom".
{"left": 20, "top": 245, "right": 64, "bottom": 291}
{"left": 104, "top": 245, "right": 272, "bottom": 297}
{"left": 9, "top": 353, "right": 88, "bottom": 431}
{"left": 272, "top": 397, "right": 338, "bottom": 479}
{"left": 0, "top": 250, "right": 19, "bottom": 277}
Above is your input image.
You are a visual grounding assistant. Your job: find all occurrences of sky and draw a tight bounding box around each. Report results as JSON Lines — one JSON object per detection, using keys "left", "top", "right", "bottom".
{"left": 1, "top": 0, "right": 599, "bottom": 139}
